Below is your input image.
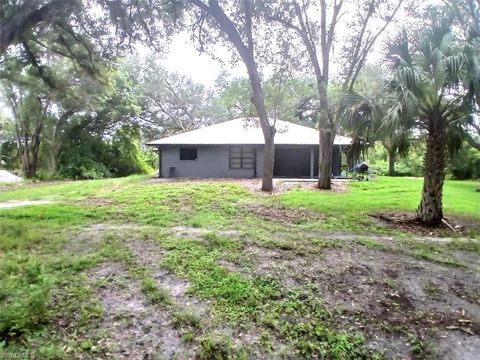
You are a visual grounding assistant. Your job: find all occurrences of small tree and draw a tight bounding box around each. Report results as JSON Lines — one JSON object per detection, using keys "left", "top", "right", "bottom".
{"left": 384, "top": 18, "right": 479, "bottom": 225}
{"left": 339, "top": 89, "right": 411, "bottom": 175}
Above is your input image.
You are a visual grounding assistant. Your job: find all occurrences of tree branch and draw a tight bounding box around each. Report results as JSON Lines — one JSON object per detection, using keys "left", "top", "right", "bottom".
{"left": 0, "top": 0, "right": 73, "bottom": 55}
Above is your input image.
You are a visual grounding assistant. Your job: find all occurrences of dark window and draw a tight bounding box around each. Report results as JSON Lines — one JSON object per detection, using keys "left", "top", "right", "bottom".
{"left": 180, "top": 148, "right": 198, "bottom": 160}
{"left": 229, "top": 147, "right": 254, "bottom": 169}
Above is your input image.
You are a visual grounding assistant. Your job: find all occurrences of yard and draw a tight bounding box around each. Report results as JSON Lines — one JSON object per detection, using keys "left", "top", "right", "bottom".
{"left": 0, "top": 176, "right": 479, "bottom": 359}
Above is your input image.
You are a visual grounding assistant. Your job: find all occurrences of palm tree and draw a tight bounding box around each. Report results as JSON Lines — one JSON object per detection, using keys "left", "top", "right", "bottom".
{"left": 339, "top": 91, "right": 411, "bottom": 176}
{"left": 383, "top": 18, "right": 478, "bottom": 225}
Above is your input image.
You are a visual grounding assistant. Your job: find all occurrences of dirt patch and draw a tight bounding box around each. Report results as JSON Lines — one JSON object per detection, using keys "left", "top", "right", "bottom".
{"left": 80, "top": 197, "right": 115, "bottom": 208}
{"left": 170, "top": 226, "right": 239, "bottom": 241}
{"left": 65, "top": 223, "right": 144, "bottom": 255}
{"left": 122, "top": 234, "right": 276, "bottom": 358}
{"left": 372, "top": 211, "right": 468, "bottom": 236}
{"left": 124, "top": 239, "right": 208, "bottom": 317}
{"left": 87, "top": 262, "right": 196, "bottom": 359}
{"left": 241, "top": 203, "right": 324, "bottom": 224}
{"left": 145, "top": 177, "right": 347, "bottom": 195}
{"left": 240, "top": 178, "right": 347, "bottom": 195}
{"left": 234, "top": 237, "right": 480, "bottom": 359}
{"left": 0, "top": 200, "right": 54, "bottom": 209}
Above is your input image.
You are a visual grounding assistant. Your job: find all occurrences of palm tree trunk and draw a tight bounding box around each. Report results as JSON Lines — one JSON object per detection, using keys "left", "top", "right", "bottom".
{"left": 417, "top": 127, "right": 446, "bottom": 226}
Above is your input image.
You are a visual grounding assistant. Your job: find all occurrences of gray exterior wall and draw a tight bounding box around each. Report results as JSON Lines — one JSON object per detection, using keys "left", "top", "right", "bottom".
{"left": 159, "top": 145, "right": 263, "bottom": 178}
{"left": 157, "top": 144, "right": 340, "bottom": 178}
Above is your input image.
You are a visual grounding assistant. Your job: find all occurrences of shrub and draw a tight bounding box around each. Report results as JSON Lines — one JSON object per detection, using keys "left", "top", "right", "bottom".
{"left": 0, "top": 261, "right": 53, "bottom": 342}
{"left": 449, "top": 144, "right": 480, "bottom": 179}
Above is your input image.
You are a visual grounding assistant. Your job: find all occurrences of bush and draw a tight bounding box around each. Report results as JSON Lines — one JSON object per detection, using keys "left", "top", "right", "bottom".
{"left": 0, "top": 261, "right": 53, "bottom": 342}
{"left": 56, "top": 123, "right": 152, "bottom": 179}
{"left": 58, "top": 159, "right": 111, "bottom": 180}
{"left": 106, "top": 125, "right": 153, "bottom": 177}
{"left": 449, "top": 144, "right": 480, "bottom": 179}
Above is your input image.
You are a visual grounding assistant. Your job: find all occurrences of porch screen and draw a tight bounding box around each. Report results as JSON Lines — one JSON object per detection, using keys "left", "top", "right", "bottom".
{"left": 229, "top": 147, "right": 254, "bottom": 169}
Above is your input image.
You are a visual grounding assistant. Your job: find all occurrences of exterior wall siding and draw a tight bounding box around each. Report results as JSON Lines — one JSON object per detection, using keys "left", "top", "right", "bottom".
{"left": 159, "top": 145, "right": 260, "bottom": 178}
{"left": 157, "top": 144, "right": 341, "bottom": 178}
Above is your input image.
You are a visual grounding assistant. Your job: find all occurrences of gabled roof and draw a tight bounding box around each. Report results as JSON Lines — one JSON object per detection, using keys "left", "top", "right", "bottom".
{"left": 147, "top": 118, "right": 351, "bottom": 146}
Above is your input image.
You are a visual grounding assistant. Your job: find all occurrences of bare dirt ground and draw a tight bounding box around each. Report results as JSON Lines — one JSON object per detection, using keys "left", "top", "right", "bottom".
{"left": 229, "top": 236, "right": 480, "bottom": 359}
{"left": 146, "top": 177, "right": 348, "bottom": 194}
{"left": 67, "top": 222, "right": 480, "bottom": 359}
{"left": 87, "top": 262, "right": 197, "bottom": 359}
{"left": 70, "top": 224, "right": 272, "bottom": 359}
{"left": 239, "top": 203, "right": 325, "bottom": 223}
{"left": 0, "top": 199, "right": 54, "bottom": 209}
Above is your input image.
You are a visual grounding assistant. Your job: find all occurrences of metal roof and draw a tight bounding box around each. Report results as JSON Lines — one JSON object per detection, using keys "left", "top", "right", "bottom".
{"left": 147, "top": 118, "right": 352, "bottom": 146}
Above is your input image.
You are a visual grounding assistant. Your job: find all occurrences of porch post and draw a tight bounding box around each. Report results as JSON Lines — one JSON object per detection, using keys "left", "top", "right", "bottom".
{"left": 157, "top": 147, "right": 162, "bottom": 178}
{"left": 310, "top": 147, "right": 314, "bottom": 179}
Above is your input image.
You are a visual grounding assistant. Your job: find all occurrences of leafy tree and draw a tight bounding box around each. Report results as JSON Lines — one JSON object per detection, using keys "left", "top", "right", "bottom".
{"left": 261, "top": 0, "right": 405, "bottom": 189}
{"left": 185, "top": 0, "right": 279, "bottom": 191}
{"left": 108, "top": 125, "right": 153, "bottom": 176}
{"left": 123, "top": 56, "right": 228, "bottom": 138}
{"left": 449, "top": 141, "right": 480, "bottom": 179}
{"left": 217, "top": 75, "right": 316, "bottom": 124}
{"left": 339, "top": 79, "right": 412, "bottom": 175}
{"left": 383, "top": 17, "right": 479, "bottom": 225}
{"left": 1, "top": 68, "right": 51, "bottom": 178}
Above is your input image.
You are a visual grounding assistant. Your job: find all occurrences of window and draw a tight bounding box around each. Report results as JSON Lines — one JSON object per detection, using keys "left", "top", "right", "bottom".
{"left": 229, "top": 147, "right": 255, "bottom": 169}
{"left": 180, "top": 148, "right": 198, "bottom": 160}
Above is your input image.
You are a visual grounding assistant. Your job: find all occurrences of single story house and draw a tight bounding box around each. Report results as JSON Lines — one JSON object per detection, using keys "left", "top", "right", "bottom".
{"left": 147, "top": 118, "right": 351, "bottom": 179}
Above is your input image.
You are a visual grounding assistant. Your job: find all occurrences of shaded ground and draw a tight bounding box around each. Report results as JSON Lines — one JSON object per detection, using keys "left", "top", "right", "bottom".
{"left": 240, "top": 203, "right": 325, "bottom": 223}
{"left": 88, "top": 262, "right": 196, "bottom": 359}
{"left": 221, "top": 233, "right": 480, "bottom": 359}
{"left": 373, "top": 211, "right": 470, "bottom": 236}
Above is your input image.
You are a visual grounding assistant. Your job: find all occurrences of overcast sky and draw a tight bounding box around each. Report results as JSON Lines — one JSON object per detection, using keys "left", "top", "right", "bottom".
{"left": 158, "top": 0, "right": 441, "bottom": 86}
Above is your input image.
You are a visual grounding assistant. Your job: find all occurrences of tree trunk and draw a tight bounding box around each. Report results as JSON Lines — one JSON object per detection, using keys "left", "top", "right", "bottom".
{"left": 387, "top": 149, "right": 395, "bottom": 176}
{"left": 317, "top": 82, "right": 334, "bottom": 189}
{"left": 262, "top": 134, "right": 275, "bottom": 191}
{"left": 245, "top": 54, "right": 275, "bottom": 191}
{"left": 318, "top": 128, "right": 334, "bottom": 189}
{"left": 417, "top": 125, "right": 446, "bottom": 226}
{"left": 190, "top": 0, "right": 275, "bottom": 191}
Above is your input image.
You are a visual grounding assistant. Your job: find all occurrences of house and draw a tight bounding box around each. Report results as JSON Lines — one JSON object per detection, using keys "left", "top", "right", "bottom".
{"left": 147, "top": 118, "right": 351, "bottom": 179}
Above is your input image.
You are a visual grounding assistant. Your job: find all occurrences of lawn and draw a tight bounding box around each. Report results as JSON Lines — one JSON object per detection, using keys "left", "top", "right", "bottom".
{"left": 0, "top": 176, "right": 479, "bottom": 359}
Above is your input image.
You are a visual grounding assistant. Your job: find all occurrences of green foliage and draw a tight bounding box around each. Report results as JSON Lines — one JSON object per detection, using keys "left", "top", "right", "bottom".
{"left": 0, "top": 176, "right": 478, "bottom": 358}
{"left": 367, "top": 143, "right": 424, "bottom": 176}
{"left": 449, "top": 143, "right": 480, "bottom": 179}
{"left": 108, "top": 125, "right": 153, "bottom": 177}
{"left": 57, "top": 123, "right": 152, "bottom": 179}
{"left": 279, "top": 177, "right": 480, "bottom": 226}
{"left": 0, "top": 261, "right": 53, "bottom": 341}
{"left": 217, "top": 75, "right": 316, "bottom": 124}
{"left": 197, "top": 335, "right": 248, "bottom": 360}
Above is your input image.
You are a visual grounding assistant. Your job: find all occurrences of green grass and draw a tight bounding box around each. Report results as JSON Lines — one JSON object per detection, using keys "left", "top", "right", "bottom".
{"left": 0, "top": 175, "right": 478, "bottom": 359}
{"left": 279, "top": 177, "right": 480, "bottom": 233}
{"left": 0, "top": 175, "right": 147, "bottom": 202}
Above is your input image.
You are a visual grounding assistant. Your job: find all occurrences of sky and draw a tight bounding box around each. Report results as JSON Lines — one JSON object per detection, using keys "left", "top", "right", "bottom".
{"left": 158, "top": 0, "right": 441, "bottom": 86}
{"left": 160, "top": 32, "right": 245, "bottom": 85}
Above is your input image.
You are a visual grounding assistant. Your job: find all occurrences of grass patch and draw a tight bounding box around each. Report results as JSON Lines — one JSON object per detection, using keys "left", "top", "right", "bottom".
{"left": 0, "top": 176, "right": 478, "bottom": 358}
{"left": 279, "top": 177, "right": 480, "bottom": 235}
